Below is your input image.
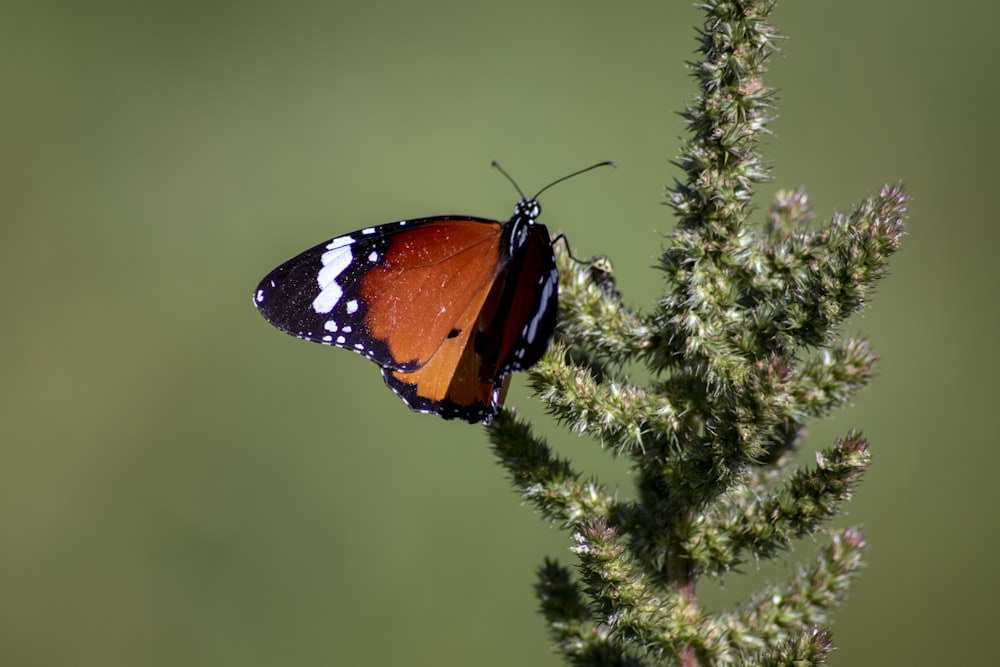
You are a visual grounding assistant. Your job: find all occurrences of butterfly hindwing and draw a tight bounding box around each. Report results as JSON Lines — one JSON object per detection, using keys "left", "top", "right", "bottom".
{"left": 378, "top": 219, "right": 559, "bottom": 423}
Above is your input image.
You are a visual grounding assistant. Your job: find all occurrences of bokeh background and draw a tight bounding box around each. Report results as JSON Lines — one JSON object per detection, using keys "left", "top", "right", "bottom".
{"left": 2, "top": 1, "right": 996, "bottom": 665}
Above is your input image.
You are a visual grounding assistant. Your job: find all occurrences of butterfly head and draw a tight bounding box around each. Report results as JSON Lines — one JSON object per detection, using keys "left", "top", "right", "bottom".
{"left": 513, "top": 198, "right": 541, "bottom": 224}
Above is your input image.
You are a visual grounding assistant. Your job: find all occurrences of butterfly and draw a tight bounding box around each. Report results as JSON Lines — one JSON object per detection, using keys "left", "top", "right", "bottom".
{"left": 252, "top": 161, "right": 614, "bottom": 424}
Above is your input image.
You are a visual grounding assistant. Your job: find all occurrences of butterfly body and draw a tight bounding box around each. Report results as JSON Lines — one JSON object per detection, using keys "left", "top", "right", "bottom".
{"left": 253, "top": 199, "right": 558, "bottom": 424}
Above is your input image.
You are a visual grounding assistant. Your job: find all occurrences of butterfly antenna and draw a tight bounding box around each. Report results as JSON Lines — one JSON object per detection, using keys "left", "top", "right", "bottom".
{"left": 533, "top": 161, "right": 617, "bottom": 199}
{"left": 491, "top": 160, "right": 527, "bottom": 200}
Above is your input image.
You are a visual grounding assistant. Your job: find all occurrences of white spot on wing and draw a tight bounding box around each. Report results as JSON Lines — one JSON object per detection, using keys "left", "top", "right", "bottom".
{"left": 313, "top": 244, "right": 353, "bottom": 314}
{"left": 368, "top": 251, "right": 378, "bottom": 262}
{"left": 326, "top": 235, "right": 355, "bottom": 250}
{"left": 362, "top": 227, "right": 376, "bottom": 235}
{"left": 324, "top": 320, "right": 338, "bottom": 332}
{"left": 346, "top": 299, "right": 359, "bottom": 315}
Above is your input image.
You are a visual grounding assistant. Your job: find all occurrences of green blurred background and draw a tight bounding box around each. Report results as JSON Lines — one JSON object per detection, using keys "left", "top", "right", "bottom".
{"left": 2, "top": 1, "right": 996, "bottom": 665}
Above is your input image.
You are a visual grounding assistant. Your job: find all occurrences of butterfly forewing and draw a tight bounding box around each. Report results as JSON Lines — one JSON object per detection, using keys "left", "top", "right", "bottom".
{"left": 253, "top": 216, "right": 505, "bottom": 373}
